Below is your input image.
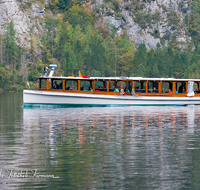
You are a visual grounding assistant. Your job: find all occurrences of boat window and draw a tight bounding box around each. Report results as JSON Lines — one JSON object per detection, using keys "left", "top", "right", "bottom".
{"left": 80, "top": 80, "right": 92, "bottom": 91}
{"left": 123, "top": 81, "right": 130, "bottom": 92}
{"left": 52, "top": 79, "right": 63, "bottom": 90}
{"left": 148, "top": 82, "right": 158, "bottom": 93}
{"left": 162, "top": 82, "right": 172, "bottom": 93}
{"left": 135, "top": 82, "right": 146, "bottom": 93}
{"left": 128, "top": 81, "right": 132, "bottom": 92}
{"left": 40, "top": 79, "right": 46, "bottom": 89}
{"left": 65, "top": 80, "right": 78, "bottom": 90}
{"left": 95, "top": 81, "right": 107, "bottom": 91}
{"left": 194, "top": 82, "right": 200, "bottom": 93}
{"left": 175, "top": 82, "right": 186, "bottom": 93}
{"left": 108, "top": 81, "right": 120, "bottom": 92}
{"left": 109, "top": 81, "right": 114, "bottom": 92}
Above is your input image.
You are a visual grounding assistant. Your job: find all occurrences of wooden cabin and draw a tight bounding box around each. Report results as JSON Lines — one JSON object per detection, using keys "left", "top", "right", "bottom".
{"left": 38, "top": 76, "right": 200, "bottom": 97}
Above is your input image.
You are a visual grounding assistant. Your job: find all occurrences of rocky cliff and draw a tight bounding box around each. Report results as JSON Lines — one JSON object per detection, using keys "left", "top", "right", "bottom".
{"left": 0, "top": 0, "right": 45, "bottom": 45}
{"left": 0, "top": 0, "right": 193, "bottom": 49}
{"left": 92, "top": 0, "right": 192, "bottom": 49}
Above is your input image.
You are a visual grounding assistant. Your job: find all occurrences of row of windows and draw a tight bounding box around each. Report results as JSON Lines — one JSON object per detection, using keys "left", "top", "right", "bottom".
{"left": 40, "top": 79, "right": 191, "bottom": 93}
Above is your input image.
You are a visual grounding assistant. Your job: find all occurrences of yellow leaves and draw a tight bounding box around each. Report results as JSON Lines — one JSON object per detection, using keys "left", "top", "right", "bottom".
{"left": 82, "top": 2, "right": 92, "bottom": 13}
{"left": 30, "top": 35, "right": 40, "bottom": 52}
{"left": 0, "top": 67, "right": 5, "bottom": 77}
{"left": 65, "top": 21, "right": 69, "bottom": 27}
{"left": 68, "top": 3, "right": 94, "bottom": 25}
{"left": 56, "top": 13, "right": 63, "bottom": 23}
{"left": 68, "top": 4, "right": 82, "bottom": 15}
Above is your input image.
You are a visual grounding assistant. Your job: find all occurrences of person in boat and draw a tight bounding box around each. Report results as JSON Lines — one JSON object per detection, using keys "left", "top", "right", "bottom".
{"left": 53, "top": 81, "right": 58, "bottom": 89}
{"left": 66, "top": 86, "right": 70, "bottom": 90}
{"left": 135, "top": 87, "right": 142, "bottom": 92}
{"left": 153, "top": 87, "right": 157, "bottom": 93}
{"left": 178, "top": 86, "right": 183, "bottom": 93}
{"left": 168, "top": 89, "right": 173, "bottom": 93}
{"left": 182, "top": 88, "right": 186, "bottom": 93}
{"left": 89, "top": 87, "right": 93, "bottom": 91}
{"left": 124, "top": 88, "right": 130, "bottom": 92}
{"left": 59, "top": 82, "right": 62, "bottom": 89}
{"left": 83, "top": 87, "right": 87, "bottom": 91}
{"left": 114, "top": 86, "right": 119, "bottom": 92}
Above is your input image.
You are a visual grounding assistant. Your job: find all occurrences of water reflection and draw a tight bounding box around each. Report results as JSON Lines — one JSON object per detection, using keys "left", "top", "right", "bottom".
{"left": 1, "top": 92, "right": 200, "bottom": 188}
{"left": 21, "top": 106, "right": 200, "bottom": 189}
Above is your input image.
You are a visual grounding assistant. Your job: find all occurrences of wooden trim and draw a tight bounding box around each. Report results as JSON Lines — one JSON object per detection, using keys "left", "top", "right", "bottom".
{"left": 186, "top": 82, "right": 188, "bottom": 94}
{"left": 107, "top": 81, "right": 109, "bottom": 92}
{"left": 39, "top": 88, "right": 189, "bottom": 97}
{"left": 158, "top": 82, "right": 161, "bottom": 93}
{"left": 172, "top": 82, "right": 176, "bottom": 93}
{"left": 120, "top": 81, "right": 123, "bottom": 90}
{"left": 93, "top": 81, "right": 95, "bottom": 91}
{"left": 132, "top": 81, "right": 135, "bottom": 90}
{"left": 46, "top": 79, "right": 49, "bottom": 90}
{"left": 145, "top": 82, "right": 148, "bottom": 93}
{"left": 41, "top": 89, "right": 120, "bottom": 95}
{"left": 77, "top": 80, "right": 80, "bottom": 91}
{"left": 39, "top": 79, "right": 41, "bottom": 89}
{"left": 62, "top": 79, "right": 65, "bottom": 90}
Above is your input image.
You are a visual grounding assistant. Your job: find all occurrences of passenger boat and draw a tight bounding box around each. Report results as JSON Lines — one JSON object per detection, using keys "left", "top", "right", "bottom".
{"left": 23, "top": 65, "right": 200, "bottom": 106}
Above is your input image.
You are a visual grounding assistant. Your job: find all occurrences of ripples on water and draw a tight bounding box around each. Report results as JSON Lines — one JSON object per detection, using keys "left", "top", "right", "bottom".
{"left": 1, "top": 92, "right": 200, "bottom": 189}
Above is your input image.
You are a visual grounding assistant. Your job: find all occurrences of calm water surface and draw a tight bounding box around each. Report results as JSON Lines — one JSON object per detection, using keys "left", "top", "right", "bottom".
{"left": 1, "top": 92, "right": 200, "bottom": 189}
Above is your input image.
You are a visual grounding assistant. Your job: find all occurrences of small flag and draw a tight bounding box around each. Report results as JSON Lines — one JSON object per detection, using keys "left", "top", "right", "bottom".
{"left": 79, "top": 71, "right": 82, "bottom": 77}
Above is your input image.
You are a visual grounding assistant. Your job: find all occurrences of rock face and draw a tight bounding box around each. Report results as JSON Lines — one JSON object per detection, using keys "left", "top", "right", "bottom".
{"left": 92, "top": 0, "right": 192, "bottom": 49}
{"left": 0, "top": 0, "right": 44, "bottom": 45}
{"left": 0, "top": 0, "right": 192, "bottom": 49}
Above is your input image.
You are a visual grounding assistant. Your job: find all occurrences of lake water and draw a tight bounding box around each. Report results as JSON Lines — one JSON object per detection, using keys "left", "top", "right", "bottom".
{"left": 1, "top": 92, "right": 200, "bottom": 189}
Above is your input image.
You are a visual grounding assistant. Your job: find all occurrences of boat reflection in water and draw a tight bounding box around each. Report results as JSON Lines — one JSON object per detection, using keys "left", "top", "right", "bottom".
{"left": 22, "top": 106, "right": 200, "bottom": 189}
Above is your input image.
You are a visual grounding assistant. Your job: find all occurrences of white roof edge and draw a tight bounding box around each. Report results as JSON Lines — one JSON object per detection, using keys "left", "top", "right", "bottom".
{"left": 39, "top": 76, "right": 200, "bottom": 81}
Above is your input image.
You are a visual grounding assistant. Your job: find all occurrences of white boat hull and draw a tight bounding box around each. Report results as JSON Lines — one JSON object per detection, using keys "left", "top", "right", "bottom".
{"left": 23, "top": 90, "right": 200, "bottom": 106}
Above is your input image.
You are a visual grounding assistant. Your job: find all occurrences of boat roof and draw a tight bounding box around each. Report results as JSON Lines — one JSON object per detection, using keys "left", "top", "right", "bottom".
{"left": 38, "top": 76, "right": 200, "bottom": 82}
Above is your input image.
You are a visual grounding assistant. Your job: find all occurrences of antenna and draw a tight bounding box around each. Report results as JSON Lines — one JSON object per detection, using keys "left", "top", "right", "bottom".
{"left": 48, "top": 65, "right": 57, "bottom": 77}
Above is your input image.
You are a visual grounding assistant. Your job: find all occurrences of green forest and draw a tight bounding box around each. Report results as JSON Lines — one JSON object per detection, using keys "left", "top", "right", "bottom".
{"left": 0, "top": 0, "right": 200, "bottom": 91}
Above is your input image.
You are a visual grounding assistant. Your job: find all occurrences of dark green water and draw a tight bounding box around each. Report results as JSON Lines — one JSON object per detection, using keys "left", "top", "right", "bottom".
{"left": 1, "top": 92, "right": 200, "bottom": 189}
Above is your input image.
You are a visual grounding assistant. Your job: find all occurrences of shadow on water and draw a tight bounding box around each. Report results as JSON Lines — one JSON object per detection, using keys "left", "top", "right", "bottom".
{"left": 1, "top": 92, "right": 200, "bottom": 189}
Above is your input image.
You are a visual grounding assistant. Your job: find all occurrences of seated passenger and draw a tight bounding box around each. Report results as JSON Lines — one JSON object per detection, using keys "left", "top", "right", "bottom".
{"left": 124, "top": 88, "right": 130, "bottom": 92}
{"left": 182, "top": 89, "right": 186, "bottom": 93}
{"left": 83, "top": 87, "right": 87, "bottom": 91}
{"left": 178, "top": 86, "right": 183, "bottom": 93}
{"left": 59, "top": 82, "right": 62, "bottom": 89}
{"left": 113, "top": 86, "right": 119, "bottom": 92}
{"left": 168, "top": 89, "right": 173, "bottom": 93}
{"left": 135, "top": 87, "right": 142, "bottom": 92}
{"left": 53, "top": 81, "right": 58, "bottom": 89}
{"left": 89, "top": 87, "right": 93, "bottom": 91}
{"left": 175, "top": 90, "right": 178, "bottom": 93}
{"left": 66, "top": 86, "right": 70, "bottom": 90}
{"left": 195, "top": 89, "right": 198, "bottom": 93}
{"left": 153, "top": 87, "right": 157, "bottom": 93}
